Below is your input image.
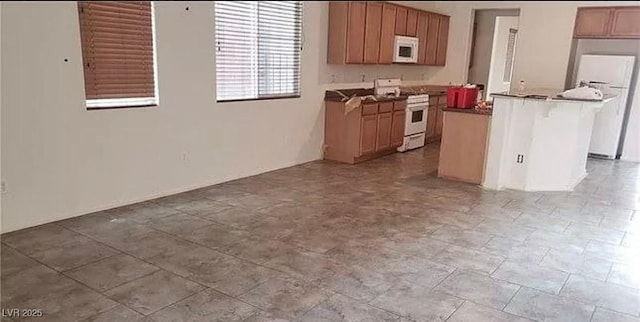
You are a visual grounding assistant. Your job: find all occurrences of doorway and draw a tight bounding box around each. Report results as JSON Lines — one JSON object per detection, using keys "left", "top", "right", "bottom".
{"left": 468, "top": 9, "right": 520, "bottom": 101}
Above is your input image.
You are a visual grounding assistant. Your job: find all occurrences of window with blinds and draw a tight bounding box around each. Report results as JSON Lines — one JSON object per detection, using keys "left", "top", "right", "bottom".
{"left": 503, "top": 28, "right": 518, "bottom": 83}
{"left": 78, "top": 1, "right": 157, "bottom": 109}
{"left": 215, "top": 1, "right": 302, "bottom": 102}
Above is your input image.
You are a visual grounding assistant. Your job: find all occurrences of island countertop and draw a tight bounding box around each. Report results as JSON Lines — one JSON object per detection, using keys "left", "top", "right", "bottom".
{"left": 491, "top": 89, "right": 617, "bottom": 103}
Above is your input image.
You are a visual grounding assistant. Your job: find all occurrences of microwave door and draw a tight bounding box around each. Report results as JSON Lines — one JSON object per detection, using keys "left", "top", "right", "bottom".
{"left": 399, "top": 45, "right": 413, "bottom": 58}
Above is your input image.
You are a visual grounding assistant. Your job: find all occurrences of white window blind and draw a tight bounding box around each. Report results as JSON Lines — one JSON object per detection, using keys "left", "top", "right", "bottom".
{"left": 215, "top": 1, "right": 302, "bottom": 102}
{"left": 503, "top": 28, "right": 517, "bottom": 83}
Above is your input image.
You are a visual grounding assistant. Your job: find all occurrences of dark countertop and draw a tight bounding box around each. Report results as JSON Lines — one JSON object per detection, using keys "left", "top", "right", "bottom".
{"left": 442, "top": 107, "right": 492, "bottom": 115}
{"left": 324, "top": 88, "right": 407, "bottom": 103}
{"left": 400, "top": 85, "right": 448, "bottom": 96}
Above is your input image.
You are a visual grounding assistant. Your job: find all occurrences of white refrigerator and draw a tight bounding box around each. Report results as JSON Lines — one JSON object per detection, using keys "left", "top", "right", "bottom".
{"left": 576, "top": 54, "right": 635, "bottom": 159}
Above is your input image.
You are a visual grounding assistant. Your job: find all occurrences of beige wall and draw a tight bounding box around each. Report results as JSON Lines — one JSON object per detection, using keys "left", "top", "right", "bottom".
{"left": 403, "top": 1, "right": 639, "bottom": 90}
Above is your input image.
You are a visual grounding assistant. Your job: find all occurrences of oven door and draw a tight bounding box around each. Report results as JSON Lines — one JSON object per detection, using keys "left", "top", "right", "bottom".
{"left": 405, "top": 104, "right": 428, "bottom": 135}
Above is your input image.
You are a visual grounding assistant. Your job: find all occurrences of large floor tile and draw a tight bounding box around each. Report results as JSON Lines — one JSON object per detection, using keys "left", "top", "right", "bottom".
{"left": 434, "top": 270, "right": 520, "bottom": 309}
{"left": 430, "top": 225, "right": 492, "bottom": 249}
{"left": 299, "top": 293, "right": 398, "bottom": 322}
{"left": 480, "top": 236, "right": 549, "bottom": 264}
{"left": 105, "top": 270, "right": 204, "bottom": 315}
{"left": 504, "top": 287, "right": 594, "bottom": 322}
{"left": 369, "top": 281, "right": 464, "bottom": 322}
{"left": 238, "top": 276, "right": 330, "bottom": 320}
{"left": 448, "top": 301, "right": 530, "bottom": 322}
{"left": 491, "top": 261, "right": 569, "bottom": 294}
{"left": 64, "top": 254, "right": 159, "bottom": 291}
{"left": 147, "top": 289, "right": 258, "bottom": 322}
{"left": 591, "top": 307, "right": 640, "bottom": 322}
{"left": 432, "top": 245, "right": 505, "bottom": 274}
{"left": 560, "top": 274, "right": 640, "bottom": 316}
{"left": 538, "top": 249, "right": 612, "bottom": 281}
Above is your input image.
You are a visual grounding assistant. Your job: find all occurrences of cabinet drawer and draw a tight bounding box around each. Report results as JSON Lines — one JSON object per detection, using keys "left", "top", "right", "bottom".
{"left": 393, "top": 100, "right": 407, "bottom": 111}
{"left": 379, "top": 102, "right": 393, "bottom": 113}
{"left": 362, "top": 103, "right": 378, "bottom": 115}
{"left": 437, "top": 95, "right": 446, "bottom": 106}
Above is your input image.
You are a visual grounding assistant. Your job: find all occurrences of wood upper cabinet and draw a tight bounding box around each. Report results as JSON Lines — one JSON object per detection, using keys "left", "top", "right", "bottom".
{"left": 379, "top": 3, "right": 396, "bottom": 64}
{"left": 328, "top": 1, "right": 450, "bottom": 65}
{"left": 425, "top": 13, "right": 440, "bottom": 65}
{"left": 346, "top": 2, "right": 366, "bottom": 63}
{"left": 416, "top": 12, "right": 429, "bottom": 65}
{"left": 363, "top": 2, "right": 383, "bottom": 63}
{"left": 376, "top": 112, "right": 393, "bottom": 151}
{"left": 435, "top": 15, "right": 449, "bottom": 66}
{"left": 574, "top": 6, "right": 640, "bottom": 39}
{"left": 610, "top": 7, "right": 640, "bottom": 38}
{"left": 360, "top": 113, "right": 378, "bottom": 156}
{"left": 406, "top": 9, "right": 419, "bottom": 37}
{"left": 395, "top": 7, "right": 407, "bottom": 35}
{"left": 574, "top": 7, "right": 612, "bottom": 37}
{"left": 390, "top": 110, "right": 406, "bottom": 147}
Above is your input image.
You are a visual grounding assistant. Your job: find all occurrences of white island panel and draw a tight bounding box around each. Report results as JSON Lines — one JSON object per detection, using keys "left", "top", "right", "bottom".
{"left": 483, "top": 95, "right": 609, "bottom": 191}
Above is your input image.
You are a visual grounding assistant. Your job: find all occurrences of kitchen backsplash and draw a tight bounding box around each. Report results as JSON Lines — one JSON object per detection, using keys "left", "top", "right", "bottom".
{"left": 321, "top": 63, "right": 446, "bottom": 85}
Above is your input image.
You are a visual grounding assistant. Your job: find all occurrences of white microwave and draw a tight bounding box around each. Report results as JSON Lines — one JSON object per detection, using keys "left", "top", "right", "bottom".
{"left": 393, "top": 36, "right": 419, "bottom": 64}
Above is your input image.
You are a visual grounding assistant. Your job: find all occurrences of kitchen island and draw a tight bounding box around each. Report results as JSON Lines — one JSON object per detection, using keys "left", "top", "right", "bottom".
{"left": 482, "top": 91, "right": 616, "bottom": 191}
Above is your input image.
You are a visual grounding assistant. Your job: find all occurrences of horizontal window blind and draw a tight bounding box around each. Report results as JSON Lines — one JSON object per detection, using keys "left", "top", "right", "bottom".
{"left": 503, "top": 28, "right": 518, "bottom": 83}
{"left": 215, "top": 1, "right": 302, "bottom": 101}
{"left": 78, "top": 1, "right": 156, "bottom": 104}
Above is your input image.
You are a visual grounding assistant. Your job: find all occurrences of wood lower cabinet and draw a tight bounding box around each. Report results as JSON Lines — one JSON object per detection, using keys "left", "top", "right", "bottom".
{"left": 325, "top": 99, "right": 407, "bottom": 164}
{"left": 438, "top": 111, "right": 491, "bottom": 184}
{"left": 360, "top": 114, "right": 378, "bottom": 155}
{"left": 376, "top": 112, "right": 393, "bottom": 150}
{"left": 390, "top": 110, "right": 406, "bottom": 147}
{"left": 425, "top": 94, "right": 446, "bottom": 143}
{"left": 574, "top": 6, "right": 640, "bottom": 39}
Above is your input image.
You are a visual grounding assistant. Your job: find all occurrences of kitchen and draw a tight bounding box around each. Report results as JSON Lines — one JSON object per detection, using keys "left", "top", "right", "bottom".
{"left": 322, "top": 1, "right": 640, "bottom": 194}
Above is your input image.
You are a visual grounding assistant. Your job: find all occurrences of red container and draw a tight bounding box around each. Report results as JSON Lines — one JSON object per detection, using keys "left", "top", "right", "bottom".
{"left": 446, "top": 86, "right": 461, "bottom": 108}
{"left": 457, "top": 87, "right": 479, "bottom": 109}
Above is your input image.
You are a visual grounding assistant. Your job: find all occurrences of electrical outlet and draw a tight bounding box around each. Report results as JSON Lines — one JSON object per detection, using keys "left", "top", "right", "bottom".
{"left": 360, "top": 74, "right": 366, "bottom": 82}
{"left": 1, "top": 181, "right": 6, "bottom": 193}
{"left": 331, "top": 74, "right": 336, "bottom": 83}
{"left": 516, "top": 154, "right": 524, "bottom": 163}
{"left": 182, "top": 152, "right": 189, "bottom": 163}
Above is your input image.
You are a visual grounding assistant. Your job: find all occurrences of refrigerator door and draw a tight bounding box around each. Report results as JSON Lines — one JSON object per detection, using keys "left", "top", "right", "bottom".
{"left": 589, "top": 87, "right": 629, "bottom": 158}
{"left": 577, "top": 55, "right": 635, "bottom": 158}
{"left": 576, "top": 55, "right": 635, "bottom": 88}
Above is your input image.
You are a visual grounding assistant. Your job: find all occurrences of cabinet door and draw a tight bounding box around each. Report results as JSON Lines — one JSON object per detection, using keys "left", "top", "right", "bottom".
{"left": 574, "top": 7, "right": 612, "bottom": 38}
{"left": 390, "top": 110, "right": 406, "bottom": 147}
{"left": 376, "top": 112, "right": 393, "bottom": 151}
{"left": 346, "top": 1, "right": 366, "bottom": 63}
{"left": 406, "top": 9, "right": 419, "bottom": 37}
{"left": 425, "top": 14, "right": 439, "bottom": 65}
{"left": 395, "top": 7, "right": 407, "bottom": 35}
{"left": 435, "top": 15, "right": 449, "bottom": 66}
{"left": 363, "top": 2, "right": 383, "bottom": 64}
{"left": 435, "top": 106, "right": 444, "bottom": 137}
{"left": 425, "top": 106, "right": 437, "bottom": 141}
{"left": 416, "top": 12, "right": 429, "bottom": 65}
{"left": 379, "top": 3, "right": 396, "bottom": 64}
{"left": 610, "top": 7, "right": 640, "bottom": 38}
{"left": 360, "top": 114, "right": 378, "bottom": 155}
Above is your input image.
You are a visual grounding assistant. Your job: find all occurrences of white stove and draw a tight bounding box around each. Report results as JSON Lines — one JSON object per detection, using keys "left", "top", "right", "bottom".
{"left": 374, "top": 78, "right": 429, "bottom": 152}
{"left": 399, "top": 94, "right": 429, "bottom": 152}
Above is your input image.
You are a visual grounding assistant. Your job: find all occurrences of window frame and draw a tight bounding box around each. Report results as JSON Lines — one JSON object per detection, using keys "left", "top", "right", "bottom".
{"left": 79, "top": 1, "right": 160, "bottom": 110}
{"left": 214, "top": 1, "right": 303, "bottom": 103}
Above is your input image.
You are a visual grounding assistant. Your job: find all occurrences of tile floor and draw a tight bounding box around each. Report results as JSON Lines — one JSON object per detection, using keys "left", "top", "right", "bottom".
{"left": 2, "top": 144, "right": 640, "bottom": 321}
